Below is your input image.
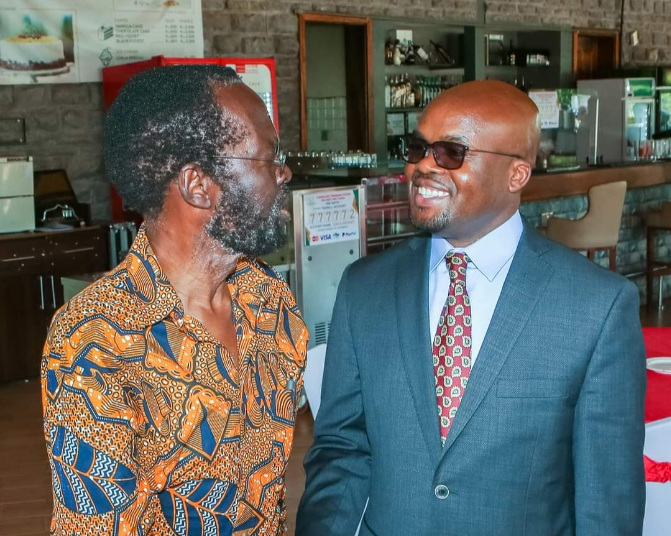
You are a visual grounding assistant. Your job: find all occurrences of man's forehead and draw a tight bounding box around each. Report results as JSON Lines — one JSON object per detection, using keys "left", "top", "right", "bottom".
{"left": 417, "top": 110, "right": 481, "bottom": 142}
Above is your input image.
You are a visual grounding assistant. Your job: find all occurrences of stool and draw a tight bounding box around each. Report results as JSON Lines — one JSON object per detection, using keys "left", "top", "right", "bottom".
{"left": 546, "top": 181, "right": 627, "bottom": 271}
{"left": 646, "top": 202, "right": 671, "bottom": 309}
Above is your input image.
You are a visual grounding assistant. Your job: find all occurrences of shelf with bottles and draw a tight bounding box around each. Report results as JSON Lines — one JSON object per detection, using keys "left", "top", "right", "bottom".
{"left": 385, "top": 73, "right": 462, "bottom": 110}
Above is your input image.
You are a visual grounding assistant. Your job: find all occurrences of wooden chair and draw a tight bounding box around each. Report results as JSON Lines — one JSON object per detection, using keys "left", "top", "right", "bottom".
{"left": 646, "top": 202, "right": 671, "bottom": 309}
{"left": 546, "top": 181, "right": 627, "bottom": 271}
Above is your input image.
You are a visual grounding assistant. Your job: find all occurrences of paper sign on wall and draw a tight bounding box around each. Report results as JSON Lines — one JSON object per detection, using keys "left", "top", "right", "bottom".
{"left": 303, "top": 189, "right": 360, "bottom": 247}
{"left": 529, "top": 90, "right": 560, "bottom": 129}
{"left": 0, "top": 0, "right": 203, "bottom": 85}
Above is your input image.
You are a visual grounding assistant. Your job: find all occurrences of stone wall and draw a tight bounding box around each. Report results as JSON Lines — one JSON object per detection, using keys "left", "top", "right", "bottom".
{"left": 2, "top": 0, "right": 669, "bottom": 221}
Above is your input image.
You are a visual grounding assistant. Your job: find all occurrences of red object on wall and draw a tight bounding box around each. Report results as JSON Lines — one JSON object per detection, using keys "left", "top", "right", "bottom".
{"left": 102, "top": 55, "right": 279, "bottom": 222}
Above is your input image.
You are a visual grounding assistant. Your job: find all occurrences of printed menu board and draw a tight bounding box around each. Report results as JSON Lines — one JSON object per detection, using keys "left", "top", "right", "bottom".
{"left": 0, "top": 0, "right": 203, "bottom": 84}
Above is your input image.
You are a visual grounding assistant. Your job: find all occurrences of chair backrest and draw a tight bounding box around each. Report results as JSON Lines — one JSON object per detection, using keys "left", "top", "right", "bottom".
{"left": 643, "top": 417, "right": 671, "bottom": 536}
{"left": 546, "top": 180, "right": 627, "bottom": 249}
{"left": 583, "top": 181, "right": 627, "bottom": 246}
{"left": 303, "top": 344, "right": 327, "bottom": 419}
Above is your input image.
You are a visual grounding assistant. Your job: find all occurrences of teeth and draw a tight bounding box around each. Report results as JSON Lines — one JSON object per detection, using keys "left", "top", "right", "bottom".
{"left": 418, "top": 186, "right": 449, "bottom": 199}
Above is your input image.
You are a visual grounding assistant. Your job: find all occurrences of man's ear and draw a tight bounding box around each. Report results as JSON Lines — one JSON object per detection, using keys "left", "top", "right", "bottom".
{"left": 508, "top": 160, "right": 532, "bottom": 194}
{"left": 178, "top": 163, "right": 214, "bottom": 209}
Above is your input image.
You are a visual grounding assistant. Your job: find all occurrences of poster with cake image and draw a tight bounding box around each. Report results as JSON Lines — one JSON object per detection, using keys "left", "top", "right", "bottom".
{"left": 0, "top": 0, "right": 203, "bottom": 85}
{"left": 0, "top": 11, "right": 79, "bottom": 84}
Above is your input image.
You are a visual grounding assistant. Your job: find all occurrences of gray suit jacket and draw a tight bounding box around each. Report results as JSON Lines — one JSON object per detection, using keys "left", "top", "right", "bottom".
{"left": 297, "top": 224, "right": 646, "bottom": 536}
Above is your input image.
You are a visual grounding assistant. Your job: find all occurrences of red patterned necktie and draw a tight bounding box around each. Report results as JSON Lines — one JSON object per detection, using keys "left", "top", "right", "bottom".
{"left": 433, "top": 251, "right": 472, "bottom": 447}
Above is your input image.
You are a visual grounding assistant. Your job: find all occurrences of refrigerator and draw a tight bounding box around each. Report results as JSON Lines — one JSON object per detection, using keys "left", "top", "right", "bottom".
{"left": 0, "top": 157, "right": 35, "bottom": 234}
{"left": 577, "top": 77, "right": 656, "bottom": 163}
{"left": 102, "top": 55, "right": 279, "bottom": 222}
{"left": 655, "top": 67, "right": 671, "bottom": 134}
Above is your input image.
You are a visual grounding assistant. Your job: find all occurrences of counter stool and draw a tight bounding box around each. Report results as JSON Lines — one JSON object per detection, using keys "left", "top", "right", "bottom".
{"left": 546, "top": 181, "right": 627, "bottom": 271}
{"left": 646, "top": 202, "right": 671, "bottom": 309}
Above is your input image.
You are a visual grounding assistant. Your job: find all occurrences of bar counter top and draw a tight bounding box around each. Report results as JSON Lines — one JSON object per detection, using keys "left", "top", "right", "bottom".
{"left": 523, "top": 159, "right": 671, "bottom": 201}
{"left": 297, "top": 159, "right": 671, "bottom": 202}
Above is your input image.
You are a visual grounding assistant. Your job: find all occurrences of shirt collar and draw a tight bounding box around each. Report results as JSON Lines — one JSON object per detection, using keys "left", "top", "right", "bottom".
{"left": 118, "top": 224, "right": 260, "bottom": 329}
{"left": 429, "top": 211, "right": 523, "bottom": 282}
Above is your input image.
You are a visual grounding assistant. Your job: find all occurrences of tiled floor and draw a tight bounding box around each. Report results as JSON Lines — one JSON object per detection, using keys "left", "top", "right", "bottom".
{"left": 1, "top": 301, "right": 669, "bottom": 536}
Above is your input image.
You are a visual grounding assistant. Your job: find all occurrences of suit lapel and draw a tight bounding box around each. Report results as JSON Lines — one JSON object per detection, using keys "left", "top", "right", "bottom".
{"left": 395, "top": 234, "right": 443, "bottom": 467}
{"left": 440, "top": 225, "right": 554, "bottom": 454}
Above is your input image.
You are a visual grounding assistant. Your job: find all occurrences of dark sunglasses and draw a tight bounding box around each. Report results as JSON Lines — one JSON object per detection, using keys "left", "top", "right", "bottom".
{"left": 402, "top": 137, "right": 525, "bottom": 170}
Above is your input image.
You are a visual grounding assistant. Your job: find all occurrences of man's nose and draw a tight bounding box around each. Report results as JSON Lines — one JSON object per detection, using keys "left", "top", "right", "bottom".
{"left": 414, "top": 148, "right": 443, "bottom": 175}
{"left": 278, "top": 164, "right": 292, "bottom": 186}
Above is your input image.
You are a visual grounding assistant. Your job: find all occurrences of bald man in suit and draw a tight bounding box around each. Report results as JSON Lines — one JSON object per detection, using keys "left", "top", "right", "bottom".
{"left": 297, "top": 80, "right": 646, "bottom": 536}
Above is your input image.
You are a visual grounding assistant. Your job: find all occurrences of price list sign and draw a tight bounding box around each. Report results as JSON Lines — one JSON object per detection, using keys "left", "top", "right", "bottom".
{"left": 0, "top": 0, "right": 204, "bottom": 85}
{"left": 303, "top": 189, "right": 360, "bottom": 247}
{"left": 528, "top": 90, "right": 560, "bottom": 129}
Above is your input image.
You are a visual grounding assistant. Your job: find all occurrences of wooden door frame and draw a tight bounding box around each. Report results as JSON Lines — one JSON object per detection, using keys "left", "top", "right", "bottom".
{"left": 572, "top": 28, "right": 621, "bottom": 78}
{"left": 298, "top": 13, "right": 374, "bottom": 152}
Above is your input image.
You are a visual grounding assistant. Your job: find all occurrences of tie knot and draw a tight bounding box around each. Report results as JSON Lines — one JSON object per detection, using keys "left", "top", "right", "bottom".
{"left": 446, "top": 252, "right": 469, "bottom": 284}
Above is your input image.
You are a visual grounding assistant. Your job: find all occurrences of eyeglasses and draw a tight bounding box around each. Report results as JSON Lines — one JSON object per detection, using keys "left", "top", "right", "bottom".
{"left": 402, "top": 137, "right": 525, "bottom": 170}
{"left": 210, "top": 148, "right": 287, "bottom": 174}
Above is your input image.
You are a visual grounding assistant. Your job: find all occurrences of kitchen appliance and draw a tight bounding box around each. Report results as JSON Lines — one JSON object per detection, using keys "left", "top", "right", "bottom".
{"left": 103, "top": 55, "right": 279, "bottom": 222}
{"left": 0, "top": 156, "right": 35, "bottom": 233}
{"left": 33, "top": 169, "right": 89, "bottom": 229}
{"left": 577, "top": 77, "right": 656, "bottom": 163}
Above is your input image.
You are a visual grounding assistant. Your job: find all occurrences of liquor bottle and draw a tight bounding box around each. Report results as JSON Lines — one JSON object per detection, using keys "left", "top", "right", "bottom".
{"left": 414, "top": 76, "right": 423, "bottom": 108}
{"left": 406, "top": 75, "right": 416, "bottom": 107}
{"left": 385, "top": 39, "right": 394, "bottom": 65}
{"left": 508, "top": 40, "right": 516, "bottom": 66}
{"left": 392, "top": 41, "right": 403, "bottom": 66}
{"left": 404, "top": 41, "right": 417, "bottom": 65}
{"left": 520, "top": 76, "right": 527, "bottom": 93}
{"left": 391, "top": 76, "right": 399, "bottom": 108}
{"left": 430, "top": 40, "right": 455, "bottom": 66}
{"left": 384, "top": 76, "right": 391, "bottom": 109}
{"left": 415, "top": 45, "right": 429, "bottom": 63}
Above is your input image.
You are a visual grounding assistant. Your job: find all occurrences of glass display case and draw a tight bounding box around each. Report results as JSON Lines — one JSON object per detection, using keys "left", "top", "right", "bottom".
{"left": 362, "top": 177, "right": 417, "bottom": 254}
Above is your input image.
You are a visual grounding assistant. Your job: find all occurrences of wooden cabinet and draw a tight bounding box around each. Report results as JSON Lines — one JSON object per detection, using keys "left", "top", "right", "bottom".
{"left": 0, "top": 227, "right": 108, "bottom": 382}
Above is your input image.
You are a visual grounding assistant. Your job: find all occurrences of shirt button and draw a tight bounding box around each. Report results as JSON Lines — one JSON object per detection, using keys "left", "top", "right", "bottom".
{"left": 434, "top": 484, "right": 450, "bottom": 499}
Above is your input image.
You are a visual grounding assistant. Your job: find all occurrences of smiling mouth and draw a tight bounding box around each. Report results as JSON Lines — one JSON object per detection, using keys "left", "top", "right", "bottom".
{"left": 416, "top": 185, "right": 449, "bottom": 199}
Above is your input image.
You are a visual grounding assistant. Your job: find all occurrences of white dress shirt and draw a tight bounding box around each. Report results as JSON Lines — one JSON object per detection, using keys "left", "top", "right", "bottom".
{"left": 429, "top": 211, "right": 523, "bottom": 368}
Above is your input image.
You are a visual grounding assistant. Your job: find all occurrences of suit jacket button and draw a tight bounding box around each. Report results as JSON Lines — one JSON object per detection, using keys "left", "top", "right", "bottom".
{"left": 434, "top": 484, "right": 450, "bottom": 499}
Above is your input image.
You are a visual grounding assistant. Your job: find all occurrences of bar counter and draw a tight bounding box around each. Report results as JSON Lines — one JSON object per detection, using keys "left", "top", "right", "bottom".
{"left": 524, "top": 160, "right": 671, "bottom": 202}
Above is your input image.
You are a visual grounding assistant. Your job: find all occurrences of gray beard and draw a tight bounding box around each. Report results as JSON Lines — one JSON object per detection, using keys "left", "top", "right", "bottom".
{"left": 205, "top": 182, "right": 289, "bottom": 258}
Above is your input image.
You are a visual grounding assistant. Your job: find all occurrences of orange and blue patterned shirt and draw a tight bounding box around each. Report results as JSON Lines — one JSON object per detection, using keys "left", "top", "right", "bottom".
{"left": 41, "top": 227, "right": 308, "bottom": 536}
